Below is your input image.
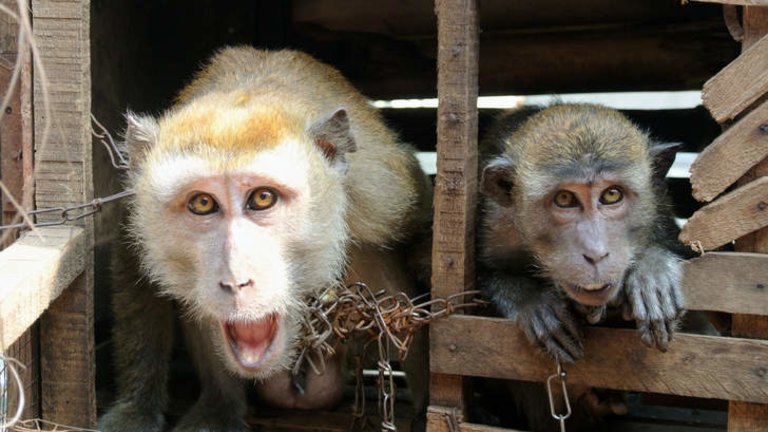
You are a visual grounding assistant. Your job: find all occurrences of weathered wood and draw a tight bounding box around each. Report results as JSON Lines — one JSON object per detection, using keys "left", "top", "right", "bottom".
{"left": 32, "top": 0, "right": 95, "bottom": 426}
{"left": 679, "top": 176, "right": 768, "bottom": 250}
{"left": 702, "top": 32, "right": 768, "bottom": 123}
{"left": 682, "top": 252, "right": 768, "bottom": 315}
{"left": 689, "top": 99, "right": 768, "bottom": 202}
{"left": 431, "top": 315, "right": 768, "bottom": 404}
{"left": 427, "top": 406, "right": 524, "bottom": 432}
{"left": 691, "top": 0, "right": 768, "bottom": 5}
{"left": 0, "top": 226, "right": 86, "bottom": 349}
{"left": 430, "top": 0, "right": 478, "bottom": 412}
{"left": 5, "top": 324, "right": 40, "bottom": 419}
{"left": 729, "top": 7, "right": 768, "bottom": 431}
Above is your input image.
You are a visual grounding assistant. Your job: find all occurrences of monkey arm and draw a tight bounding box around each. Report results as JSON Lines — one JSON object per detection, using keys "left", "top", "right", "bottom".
{"left": 479, "top": 270, "right": 584, "bottom": 363}
{"left": 620, "top": 245, "right": 684, "bottom": 352}
{"left": 99, "top": 260, "right": 175, "bottom": 432}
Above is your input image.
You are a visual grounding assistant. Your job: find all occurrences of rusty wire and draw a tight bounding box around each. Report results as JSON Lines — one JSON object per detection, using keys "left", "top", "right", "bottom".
{"left": 294, "top": 282, "right": 487, "bottom": 431}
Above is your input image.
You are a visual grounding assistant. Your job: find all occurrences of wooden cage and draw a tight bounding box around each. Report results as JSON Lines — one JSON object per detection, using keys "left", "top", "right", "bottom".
{"left": 0, "top": 0, "right": 766, "bottom": 431}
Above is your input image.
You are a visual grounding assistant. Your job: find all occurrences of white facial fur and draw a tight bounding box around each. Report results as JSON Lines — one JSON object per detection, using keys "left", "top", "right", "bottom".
{"left": 128, "top": 139, "right": 350, "bottom": 377}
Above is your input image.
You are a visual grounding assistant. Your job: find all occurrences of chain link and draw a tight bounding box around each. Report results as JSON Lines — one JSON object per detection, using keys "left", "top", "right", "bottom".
{"left": 546, "top": 359, "right": 572, "bottom": 432}
{"left": 295, "top": 282, "right": 487, "bottom": 431}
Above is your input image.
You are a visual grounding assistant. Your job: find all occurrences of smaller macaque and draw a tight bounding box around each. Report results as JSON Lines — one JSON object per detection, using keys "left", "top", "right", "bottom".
{"left": 478, "top": 104, "right": 686, "bottom": 363}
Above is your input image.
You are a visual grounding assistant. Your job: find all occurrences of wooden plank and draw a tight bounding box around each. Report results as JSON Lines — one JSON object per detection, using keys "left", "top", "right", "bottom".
{"left": 689, "top": 99, "right": 768, "bottom": 202}
{"left": 702, "top": 32, "right": 768, "bottom": 123}
{"left": 431, "top": 315, "right": 768, "bottom": 404}
{"left": 691, "top": 0, "right": 768, "bottom": 5}
{"left": 31, "top": 0, "right": 95, "bottom": 426}
{"left": 729, "top": 7, "right": 768, "bottom": 431}
{"left": 430, "top": 0, "right": 479, "bottom": 413}
{"left": 0, "top": 226, "right": 86, "bottom": 349}
{"left": 427, "top": 406, "right": 524, "bottom": 432}
{"left": 679, "top": 176, "right": 768, "bottom": 250}
{"left": 682, "top": 252, "right": 768, "bottom": 315}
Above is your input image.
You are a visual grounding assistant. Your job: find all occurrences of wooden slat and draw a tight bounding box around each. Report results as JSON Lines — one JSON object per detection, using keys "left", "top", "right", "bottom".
{"left": 431, "top": 315, "right": 768, "bottom": 404}
{"left": 683, "top": 252, "right": 768, "bottom": 315}
{"left": 0, "top": 226, "right": 86, "bottom": 348}
{"left": 32, "top": 0, "right": 95, "bottom": 426}
{"left": 702, "top": 32, "right": 768, "bottom": 123}
{"left": 691, "top": 0, "right": 768, "bottom": 5}
{"left": 729, "top": 7, "right": 768, "bottom": 431}
{"left": 427, "top": 406, "right": 524, "bottom": 432}
{"left": 689, "top": 99, "right": 768, "bottom": 202}
{"left": 679, "top": 176, "right": 768, "bottom": 250}
{"left": 430, "top": 0, "right": 479, "bottom": 412}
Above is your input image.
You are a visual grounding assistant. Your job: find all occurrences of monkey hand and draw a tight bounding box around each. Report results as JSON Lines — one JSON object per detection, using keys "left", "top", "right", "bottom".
{"left": 515, "top": 292, "right": 584, "bottom": 363}
{"left": 622, "top": 247, "right": 684, "bottom": 352}
{"left": 98, "top": 401, "right": 164, "bottom": 432}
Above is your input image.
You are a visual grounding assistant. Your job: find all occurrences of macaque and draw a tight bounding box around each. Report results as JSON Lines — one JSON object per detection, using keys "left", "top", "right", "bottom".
{"left": 99, "top": 47, "right": 432, "bottom": 432}
{"left": 479, "top": 103, "right": 686, "bottom": 362}
{"left": 475, "top": 104, "right": 687, "bottom": 431}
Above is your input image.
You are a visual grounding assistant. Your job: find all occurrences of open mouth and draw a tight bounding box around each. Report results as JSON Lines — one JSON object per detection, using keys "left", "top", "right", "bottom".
{"left": 566, "top": 283, "right": 617, "bottom": 306}
{"left": 571, "top": 283, "right": 611, "bottom": 294}
{"left": 223, "top": 313, "right": 279, "bottom": 370}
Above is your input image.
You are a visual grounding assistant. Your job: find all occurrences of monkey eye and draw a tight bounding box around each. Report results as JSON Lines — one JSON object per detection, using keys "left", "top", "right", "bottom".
{"left": 599, "top": 186, "right": 624, "bottom": 205}
{"left": 247, "top": 187, "right": 278, "bottom": 211}
{"left": 553, "top": 190, "right": 578, "bottom": 208}
{"left": 188, "top": 193, "right": 219, "bottom": 215}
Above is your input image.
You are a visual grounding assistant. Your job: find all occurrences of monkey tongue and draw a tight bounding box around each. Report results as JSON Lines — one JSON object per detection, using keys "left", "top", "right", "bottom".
{"left": 226, "top": 317, "right": 277, "bottom": 368}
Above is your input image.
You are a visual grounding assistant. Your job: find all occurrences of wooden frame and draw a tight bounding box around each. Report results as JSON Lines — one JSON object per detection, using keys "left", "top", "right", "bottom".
{"left": 0, "top": 0, "right": 95, "bottom": 426}
{"left": 427, "top": 1, "right": 768, "bottom": 431}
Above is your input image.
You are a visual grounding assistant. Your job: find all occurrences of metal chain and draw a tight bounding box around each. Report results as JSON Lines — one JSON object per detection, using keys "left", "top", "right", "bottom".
{"left": 546, "top": 359, "right": 572, "bottom": 432}
{"left": 295, "top": 282, "right": 486, "bottom": 431}
{"left": 0, "top": 115, "right": 133, "bottom": 232}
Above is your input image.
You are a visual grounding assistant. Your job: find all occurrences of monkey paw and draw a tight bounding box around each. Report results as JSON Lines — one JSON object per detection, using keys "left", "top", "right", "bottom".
{"left": 622, "top": 248, "right": 684, "bottom": 352}
{"left": 516, "top": 295, "right": 584, "bottom": 363}
{"left": 98, "top": 401, "right": 164, "bottom": 432}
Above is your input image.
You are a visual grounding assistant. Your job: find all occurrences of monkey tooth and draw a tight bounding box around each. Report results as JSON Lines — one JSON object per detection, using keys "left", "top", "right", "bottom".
{"left": 224, "top": 314, "right": 278, "bottom": 369}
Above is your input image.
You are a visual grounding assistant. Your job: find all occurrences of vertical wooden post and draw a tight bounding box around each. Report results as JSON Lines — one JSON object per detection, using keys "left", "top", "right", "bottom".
{"left": 728, "top": 6, "right": 768, "bottom": 432}
{"left": 430, "top": 0, "right": 478, "bottom": 418}
{"left": 1, "top": 0, "right": 39, "bottom": 419}
{"left": 32, "top": 0, "right": 96, "bottom": 426}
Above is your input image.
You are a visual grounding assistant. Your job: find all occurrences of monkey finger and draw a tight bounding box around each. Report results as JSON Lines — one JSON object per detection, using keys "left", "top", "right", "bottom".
{"left": 638, "top": 321, "right": 655, "bottom": 349}
{"left": 650, "top": 320, "right": 670, "bottom": 352}
{"left": 552, "top": 304, "right": 584, "bottom": 342}
{"left": 629, "top": 285, "right": 648, "bottom": 321}
{"left": 522, "top": 313, "right": 549, "bottom": 353}
{"left": 543, "top": 318, "right": 583, "bottom": 361}
{"left": 657, "top": 283, "right": 680, "bottom": 320}
{"left": 622, "top": 301, "right": 633, "bottom": 321}
{"left": 534, "top": 307, "right": 580, "bottom": 362}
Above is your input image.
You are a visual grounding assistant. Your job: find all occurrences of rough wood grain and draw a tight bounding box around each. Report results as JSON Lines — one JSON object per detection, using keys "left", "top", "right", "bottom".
{"left": 691, "top": 0, "right": 768, "bottom": 5}
{"left": 431, "top": 315, "right": 768, "bottom": 403}
{"left": 682, "top": 252, "right": 768, "bottom": 315}
{"left": 689, "top": 99, "right": 768, "bottom": 202}
{"left": 702, "top": 32, "right": 768, "bottom": 123}
{"left": 679, "top": 176, "right": 768, "bottom": 250}
{"left": 32, "top": 0, "right": 95, "bottom": 426}
{"left": 729, "top": 7, "right": 768, "bottom": 430}
{"left": 427, "top": 406, "right": 524, "bottom": 432}
{"left": 0, "top": 226, "right": 86, "bottom": 349}
{"left": 430, "top": 0, "right": 478, "bottom": 413}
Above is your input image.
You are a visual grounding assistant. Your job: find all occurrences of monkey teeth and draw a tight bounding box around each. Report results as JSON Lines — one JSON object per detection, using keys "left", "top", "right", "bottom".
{"left": 581, "top": 283, "right": 611, "bottom": 292}
{"left": 224, "top": 314, "right": 278, "bottom": 370}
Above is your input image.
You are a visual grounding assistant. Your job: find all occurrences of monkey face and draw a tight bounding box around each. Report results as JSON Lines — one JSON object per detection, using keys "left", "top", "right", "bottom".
{"left": 524, "top": 178, "right": 639, "bottom": 306}
{"left": 128, "top": 122, "right": 352, "bottom": 379}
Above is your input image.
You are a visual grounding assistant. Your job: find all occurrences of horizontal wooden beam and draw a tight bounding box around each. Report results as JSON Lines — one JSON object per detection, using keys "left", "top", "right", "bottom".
{"left": 691, "top": 0, "right": 768, "bottom": 5}
{"left": 679, "top": 176, "right": 768, "bottom": 250}
{"left": 431, "top": 315, "right": 768, "bottom": 403}
{"left": 690, "top": 99, "right": 768, "bottom": 202}
{"left": 683, "top": 252, "right": 768, "bottom": 315}
{"left": 703, "top": 32, "right": 768, "bottom": 122}
{"left": 427, "top": 406, "right": 523, "bottom": 432}
{"left": 0, "top": 226, "right": 86, "bottom": 349}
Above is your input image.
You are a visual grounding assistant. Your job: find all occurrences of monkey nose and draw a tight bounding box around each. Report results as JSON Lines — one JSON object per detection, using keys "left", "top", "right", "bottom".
{"left": 583, "top": 252, "right": 609, "bottom": 266}
{"left": 219, "top": 279, "right": 254, "bottom": 293}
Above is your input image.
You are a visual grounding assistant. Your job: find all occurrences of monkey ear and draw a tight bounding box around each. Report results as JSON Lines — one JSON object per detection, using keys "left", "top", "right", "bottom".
{"left": 124, "top": 111, "right": 159, "bottom": 170}
{"left": 649, "top": 142, "right": 682, "bottom": 180}
{"left": 481, "top": 157, "right": 515, "bottom": 206}
{"left": 309, "top": 109, "right": 358, "bottom": 173}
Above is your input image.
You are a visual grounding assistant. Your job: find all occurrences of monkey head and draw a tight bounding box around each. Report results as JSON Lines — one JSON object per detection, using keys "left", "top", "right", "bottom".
{"left": 482, "top": 104, "right": 676, "bottom": 307}
{"left": 123, "top": 92, "right": 356, "bottom": 379}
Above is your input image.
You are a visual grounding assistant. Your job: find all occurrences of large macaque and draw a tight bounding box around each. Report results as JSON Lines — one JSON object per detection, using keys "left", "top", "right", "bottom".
{"left": 479, "top": 104, "right": 686, "bottom": 363}
{"left": 99, "top": 47, "right": 431, "bottom": 432}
